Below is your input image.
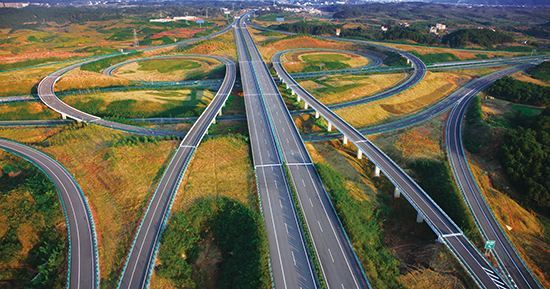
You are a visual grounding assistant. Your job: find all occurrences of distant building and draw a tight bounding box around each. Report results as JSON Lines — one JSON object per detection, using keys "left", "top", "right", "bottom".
{"left": 429, "top": 26, "right": 438, "bottom": 34}
{"left": 276, "top": 17, "right": 285, "bottom": 22}
{"left": 150, "top": 17, "right": 173, "bottom": 23}
{"left": 335, "top": 28, "right": 341, "bottom": 36}
{"left": 173, "top": 16, "right": 202, "bottom": 21}
{"left": 381, "top": 25, "right": 389, "bottom": 32}
{"left": 435, "top": 23, "right": 446, "bottom": 31}
{"left": 399, "top": 22, "right": 410, "bottom": 28}
{"left": 0, "top": 2, "right": 29, "bottom": 8}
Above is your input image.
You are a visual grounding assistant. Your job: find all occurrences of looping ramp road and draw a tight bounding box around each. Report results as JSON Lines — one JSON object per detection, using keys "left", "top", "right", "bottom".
{"left": 0, "top": 138, "right": 99, "bottom": 289}
{"left": 116, "top": 55, "right": 235, "bottom": 289}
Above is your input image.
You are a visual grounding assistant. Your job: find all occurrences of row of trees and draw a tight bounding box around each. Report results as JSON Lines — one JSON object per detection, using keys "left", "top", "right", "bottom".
{"left": 486, "top": 76, "right": 549, "bottom": 107}
{"left": 442, "top": 29, "right": 514, "bottom": 48}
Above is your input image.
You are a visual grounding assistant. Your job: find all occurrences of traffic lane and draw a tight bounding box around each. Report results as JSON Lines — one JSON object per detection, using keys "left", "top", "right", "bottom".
{"left": 446, "top": 235, "right": 509, "bottom": 289}
{"left": 289, "top": 164, "right": 368, "bottom": 289}
{"left": 257, "top": 165, "right": 318, "bottom": 289}
{"left": 0, "top": 139, "right": 97, "bottom": 289}
{"left": 118, "top": 146, "right": 194, "bottom": 289}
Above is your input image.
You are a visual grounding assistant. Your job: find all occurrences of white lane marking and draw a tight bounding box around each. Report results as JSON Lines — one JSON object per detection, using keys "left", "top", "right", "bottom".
{"left": 328, "top": 248, "right": 335, "bottom": 263}
{"left": 291, "top": 251, "right": 297, "bottom": 266}
{"left": 440, "top": 233, "right": 463, "bottom": 238}
{"left": 279, "top": 199, "right": 283, "bottom": 209}
{"left": 301, "top": 178, "right": 306, "bottom": 188}
{"left": 317, "top": 221, "right": 323, "bottom": 232}
{"left": 309, "top": 198, "right": 314, "bottom": 207}
{"left": 285, "top": 223, "right": 289, "bottom": 234}
{"left": 255, "top": 163, "right": 282, "bottom": 169}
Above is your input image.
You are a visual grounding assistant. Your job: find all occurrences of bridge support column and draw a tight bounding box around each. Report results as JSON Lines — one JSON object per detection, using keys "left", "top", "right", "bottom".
{"left": 291, "top": 90, "right": 296, "bottom": 96}
{"left": 343, "top": 135, "right": 348, "bottom": 145}
{"left": 61, "top": 113, "right": 67, "bottom": 120}
{"left": 416, "top": 212, "right": 424, "bottom": 223}
{"left": 327, "top": 122, "right": 332, "bottom": 132}
{"left": 315, "top": 111, "right": 320, "bottom": 119}
{"left": 357, "top": 149, "right": 363, "bottom": 159}
{"left": 218, "top": 109, "right": 222, "bottom": 116}
{"left": 304, "top": 102, "right": 309, "bottom": 110}
{"left": 374, "top": 166, "right": 381, "bottom": 177}
{"left": 394, "top": 187, "right": 401, "bottom": 198}
{"left": 297, "top": 95, "right": 301, "bottom": 102}
{"left": 407, "top": 58, "right": 410, "bottom": 65}
{"left": 212, "top": 117, "right": 216, "bottom": 124}
{"left": 286, "top": 83, "right": 290, "bottom": 89}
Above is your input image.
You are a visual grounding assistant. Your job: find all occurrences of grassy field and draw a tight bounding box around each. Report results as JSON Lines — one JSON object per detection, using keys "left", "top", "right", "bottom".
{"left": 0, "top": 125, "right": 179, "bottom": 288}
{"left": 180, "top": 31, "right": 237, "bottom": 60}
{"left": 55, "top": 68, "right": 131, "bottom": 91}
{"left": 511, "top": 71, "right": 550, "bottom": 87}
{"left": 383, "top": 42, "right": 523, "bottom": 62}
{"left": 297, "top": 73, "right": 407, "bottom": 105}
{"left": 0, "top": 152, "right": 67, "bottom": 289}
{"left": 334, "top": 69, "right": 501, "bottom": 128}
{"left": 63, "top": 88, "right": 214, "bottom": 118}
{"left": 150, "top": 134, "right": 269, "bottom": 289}
{"left": 282, "top": 50, "right": 370, "bottom": 73}
{"left": 0, "top": 61, "right": 81, "bottom": 97}
{"left": 113, "top": 57, "right": 223, "bottom": 82}
{"left": 0, "top": 102, "right": 60, "bottom": 121}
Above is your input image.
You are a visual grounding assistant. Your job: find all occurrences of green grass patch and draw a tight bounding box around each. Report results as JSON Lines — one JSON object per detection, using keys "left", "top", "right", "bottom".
{"left": 137, "top": 59, "right": 201, "bottom": 73}
{"left": 526, "top": 61, "right": 550, "bottom": 82}
{"left": 510, "top": 104, "right": 543, "bottom": 117}
{"left": 412, "top": 52, "right": 460, "bottom": 64}
{"left": 300, "top": 53, "right": 351, "bottom": 72}
{"left": 315, "top": 162, "right": 401, "bottom": 289}
{"left": 80, "top": 51, "right": 141, "bottom": 73}
{"left": 156, "top": 197, "right": 270, "bottom": 289}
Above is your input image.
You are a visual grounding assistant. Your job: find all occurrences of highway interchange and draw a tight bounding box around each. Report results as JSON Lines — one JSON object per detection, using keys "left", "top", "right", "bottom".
{"left": 0, "top": 10, "right": 546, "bottom": 289}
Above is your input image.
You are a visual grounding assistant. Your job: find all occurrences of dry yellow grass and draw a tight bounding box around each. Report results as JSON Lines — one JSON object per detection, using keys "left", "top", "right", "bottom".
{"left": 382, "top": 42, "right": 520, "bottom": 60}
{"left": 399, "top": 268, "right": 466, "bottom": 289}
{"left": 299, "top": 73, "right": 407, "bottom": 104}
{"left": 394, "top": 127, "right": 442, "bottom": 160}
{"left": 512, "top": 72, "right": 549, "bottom": 87}
{"left": 282, "top": 50, "right": 370, "bottom": 73}
{"left": 335, "top": 71, "right": 474, "bottom": 127}
{"left": 469, "top": 160, "right": 549, "bottom": 288}
{"left": 0, "top": 61, "right": 81, "bottom": 96}
{"left": 0, "top": 126, "right": 179, "bottom": 285}
{"left": 113, "top": 58, "right": 221, "bottom": 82}
{"left": 55, "top": 68, "right": 130, "bottom": 91}
{"left": 181, "top": 31, "right": 237, "bottom": 60}
{"left": 0, "top": 102, "right": 60, "bottom": 120}
{"left": 65, "top": 88, "right": 212, "bottom": 105}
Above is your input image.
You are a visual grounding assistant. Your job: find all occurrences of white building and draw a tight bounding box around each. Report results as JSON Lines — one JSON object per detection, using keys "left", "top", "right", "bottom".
{"left": 150, "top": 18, "right": 173, "bottom": 23}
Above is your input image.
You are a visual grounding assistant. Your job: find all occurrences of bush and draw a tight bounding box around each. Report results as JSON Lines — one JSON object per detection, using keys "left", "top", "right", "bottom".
{"left": 270, "top": 20, "right": 339, "bottom": 36}
{"left": 526, "top": 61, "right": 550, "bottom": 82}
{"left": 157, "top": 197, "right": 269, "bottom": 289}
{"left": 463, "top": 96, "right": 492, "bottom": 153}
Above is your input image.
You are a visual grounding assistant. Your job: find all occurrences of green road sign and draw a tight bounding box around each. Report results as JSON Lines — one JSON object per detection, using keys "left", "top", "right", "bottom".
{"left": 485, "top": 240, "right": 496, "bottom": 250}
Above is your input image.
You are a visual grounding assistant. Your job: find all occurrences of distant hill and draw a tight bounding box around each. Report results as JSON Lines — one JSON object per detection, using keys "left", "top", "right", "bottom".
{"left": 427, "top": 0, "right": 549, "bottom": 6}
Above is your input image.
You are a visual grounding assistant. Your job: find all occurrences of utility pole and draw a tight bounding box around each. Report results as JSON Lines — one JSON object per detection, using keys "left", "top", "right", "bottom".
{"left": 133, "top": 28, "right": 139, "bottom": 47}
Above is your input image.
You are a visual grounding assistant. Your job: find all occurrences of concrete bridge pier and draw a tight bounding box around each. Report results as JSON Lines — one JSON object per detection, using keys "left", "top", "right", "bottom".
{"left": 357, "top": 149, "right": 363, "bottom": 160}
{"left": 407, "top": 58, "right": 411, "bottom": 65}
{"left": 327, "top": 122, "right": 332, "bottom": 132}
{"left": 394, "top": 187, "right": 401, "bottom": 198}
{"left": 304, "top": 102, "right": 309, "bottom": 110}
{"left": 61, "top": 113, "right": 67, "bottom": 120}
{"left": 374, "top": 166, "right": 381, "bottom": 177}
{"left": 416, "top": 212, "right": 424, "bottom": 223}
{"left": 343, "top": 135, "right": 348, "bottom": 145}
{"left": 297, "top": 95, "right": 302, "bottom": 102}
{"left": 218, "top": 109, "right": 222, "bottom": 116}
{"left": 291, "top": 90, "right": 296, "bottom": 96}
{"left": 212, "top": 117, "right": 216, "bottom": 124}
{"left": 315, "top": 111, "right": 320, "bottom": 119}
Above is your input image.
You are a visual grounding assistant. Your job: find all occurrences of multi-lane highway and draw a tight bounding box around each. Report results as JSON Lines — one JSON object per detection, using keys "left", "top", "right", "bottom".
{"left": 116, "top": 56, "right": 235, "bottom": 289}
{"left": 274, "top": 48, "right": 513, "bottom": 289}
{"left": 446, "top": 64, "right": 542, "bottom": 289}
{"left": 0, "top": 138, "right": 99, "bottom": 289}
{"left": 235, "top": 16, "right": 318, "bottom": 289}
{"left": 238, "top": 14, "right": 371, "bottom": 289}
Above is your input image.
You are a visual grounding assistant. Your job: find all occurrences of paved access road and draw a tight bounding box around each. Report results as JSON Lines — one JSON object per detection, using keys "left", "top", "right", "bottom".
{"left": 0, "top": 138, "right": 99, "bottom": 289}
{"left": 274, "top": 51, "right": 513, "bottom": 289}
{"left": 115, "top": 55, "right": 235, "bottom": 289}
{"left": 446, "top": 64, "right": 542, "bottom": 289}
{"left": 240, "top": 15, "right": 371, "bottom": 289}
{"left": 235, "top": 16, "right": 318, "bottom": 289}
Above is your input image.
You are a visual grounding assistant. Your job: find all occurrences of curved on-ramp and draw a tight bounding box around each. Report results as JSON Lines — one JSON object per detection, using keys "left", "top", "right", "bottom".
{"left": 0, "top": 138, "right": 99, "bottom": 289}
{"left": 446, "top": 64, "right": 542, "bottom": 289}
{"left": 116, "top": 55, "right": 236, "bottom": 289}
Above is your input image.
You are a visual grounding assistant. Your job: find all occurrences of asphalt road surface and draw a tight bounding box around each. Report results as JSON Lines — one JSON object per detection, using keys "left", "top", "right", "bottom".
{"left": 239, "top": 15, "right": 371, "bottom": 289}
{"left": 116, "top": 56, "right": 235, "bottom": 289}
{"left": 235, "top": 16, "right": 318, "bottom": 289}
{"left": 274, "top": 48, "right": 514, "bottom": 289}
{"left": 0, "top": 138, "right": 99, "bottom": 289}
{"left": 446, "top": 64, "right": 542, "bottom": 289}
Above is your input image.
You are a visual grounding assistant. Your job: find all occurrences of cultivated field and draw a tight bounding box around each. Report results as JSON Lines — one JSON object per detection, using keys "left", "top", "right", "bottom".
{"left": 282, "top": 50, "right": 370, "bottom": 73}
{"left": 55, "top": 68, "right": 131, "bottom": 91}
{"left": 112, "top": 57, "right": 223, "bottom": 82}
{"left": 180, "top": 31, "right": 238, "bottom": 60}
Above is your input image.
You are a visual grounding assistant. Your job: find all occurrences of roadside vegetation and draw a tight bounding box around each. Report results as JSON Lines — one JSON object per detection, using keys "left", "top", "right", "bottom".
{"left": 282, "top": 50, "right": 369, "bottom": 73}
{"left": 0, "top": 102, "right": 60, "bottom": 121}
{"left": 0, "top": 153, "right": 66, "bottom": 289}
{"left": 462, "top": 71, "right": 548, "bottom": 286}
{"left": 485, "top": 77, "right": 549, "bottom": 106}
{"left": 0, "top": 125, "right": 179, "bottom": 288}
